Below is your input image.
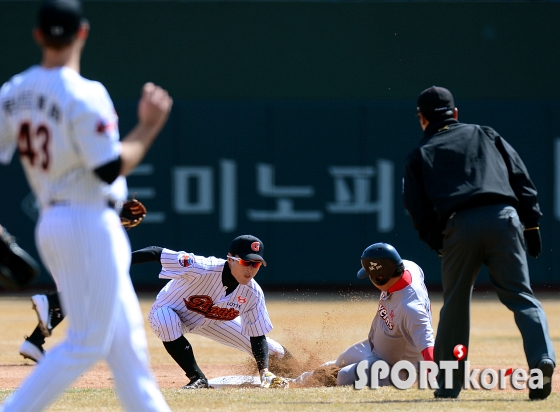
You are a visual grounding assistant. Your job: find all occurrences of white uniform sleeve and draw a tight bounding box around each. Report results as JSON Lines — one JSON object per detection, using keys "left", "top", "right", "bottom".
{"left": 0, "top": 82, "right": 16, "bottom": 164}
{"left": 70, "top": 82, "right": 121, "bottom": 170}
{"left": 402, "top": 260, "right": 434, "bottom": 351}
{"left": 402, "top": 299, "right": 435, "bottom": 352}
{"left": 158, "top": 248, "right": 198, "bottom": 280}
{"left": 240, "top": 288, "right": 273, "bottom": 337}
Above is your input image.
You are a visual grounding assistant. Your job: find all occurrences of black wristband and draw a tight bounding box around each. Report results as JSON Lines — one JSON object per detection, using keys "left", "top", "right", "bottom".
{"left": 131, "top": 246, "right": 163, "bottom": 265}
{"left": 250, "top": 335, "right": 269, "bottom": 371}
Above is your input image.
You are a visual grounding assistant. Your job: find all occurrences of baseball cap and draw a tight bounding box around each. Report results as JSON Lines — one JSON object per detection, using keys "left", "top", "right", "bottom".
{"left": 417, "top": 86, "right": 455, "bottom": 118}
{"left": 229, "top": 235, "right": 267, "bottom": 266}
{"left": 38, "top": 0, "right": 85, "bottom": 40}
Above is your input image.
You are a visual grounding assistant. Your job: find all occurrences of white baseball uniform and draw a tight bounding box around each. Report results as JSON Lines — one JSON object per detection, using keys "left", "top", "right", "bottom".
{"left": 335, "top": 259, "right": 434, "bottom": 386}
{"left": 148, "top": 248, "right": 283, "bottom": 356}
{"left": 0, "top": 66, "right": 170, "bottom": 412}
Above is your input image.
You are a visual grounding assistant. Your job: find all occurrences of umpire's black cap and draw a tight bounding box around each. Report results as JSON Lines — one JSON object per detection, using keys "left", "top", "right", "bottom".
{"left": 417, "top": 86, "right": 455, "bottom": 120}
{"left": 229, "top": 235, "right": 267, "bottom": 266}
{"left": 38, "top": 0, "right": 85, "bottom": 40}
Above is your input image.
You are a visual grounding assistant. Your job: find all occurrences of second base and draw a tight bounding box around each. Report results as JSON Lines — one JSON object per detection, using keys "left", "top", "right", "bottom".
{"left": 207, "top": 375, "right": 261, "bottom": 389}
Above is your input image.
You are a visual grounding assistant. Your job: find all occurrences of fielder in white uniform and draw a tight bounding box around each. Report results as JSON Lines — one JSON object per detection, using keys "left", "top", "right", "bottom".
{"left": 0, "top": 1, "right": 172, "bottom": 411}
{"left": 132, "top": 235, "right": 291, "bottom": 389}
{"left": 297, "top": 243, "right": 434, "bottom": 387}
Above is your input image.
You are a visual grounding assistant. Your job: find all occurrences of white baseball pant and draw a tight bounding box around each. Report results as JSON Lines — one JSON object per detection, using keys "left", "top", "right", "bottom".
{"left": 149, "top": 305, "right": 284, "bottom": 356}
{"left": 1, "top": 204, "right": 170, "bottom": 412}
{"left": 335, "top": 339, "right": 412, "bottom": 387}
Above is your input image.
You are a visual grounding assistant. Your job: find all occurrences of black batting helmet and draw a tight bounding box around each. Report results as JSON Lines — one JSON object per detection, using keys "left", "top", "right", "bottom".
{"left": 357, "top": 243, "right": 403, "bottom": 286}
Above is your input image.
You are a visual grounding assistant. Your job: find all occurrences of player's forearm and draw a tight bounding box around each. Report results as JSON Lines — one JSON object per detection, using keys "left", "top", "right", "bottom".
{"left": 250, "top": 335, "right": 269, "bottom": 371}
{"left": 119, "top": 124, "right": 161, "bottom": 176}
{"left": 119, "top": 82, "right": 172, "bottom": 177}
{"left": 131, "top": 246, "right": 163, "bottom": 265}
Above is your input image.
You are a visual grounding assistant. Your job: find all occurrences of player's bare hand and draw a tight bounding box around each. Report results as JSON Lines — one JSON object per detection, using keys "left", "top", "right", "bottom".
{"left": 137, "top": 82, "right": 173, "bottom": 133}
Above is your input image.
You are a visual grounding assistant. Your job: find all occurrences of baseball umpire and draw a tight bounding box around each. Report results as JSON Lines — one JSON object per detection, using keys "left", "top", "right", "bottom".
{"left": 403, "top": 86, "right": 556, "bottom": 400}
{"left": 132, "top": 234, "right": 292, "bottom": 389}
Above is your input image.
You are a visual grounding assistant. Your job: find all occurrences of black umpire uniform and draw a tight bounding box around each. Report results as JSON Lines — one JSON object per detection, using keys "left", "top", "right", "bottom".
{"left": 403, "top": 86, "right": 555, "bottom": 400}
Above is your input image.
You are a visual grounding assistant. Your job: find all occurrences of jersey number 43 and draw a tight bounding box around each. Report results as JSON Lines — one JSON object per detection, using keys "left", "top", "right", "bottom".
{"left": 17, "top": 122, "right": 50, "bottom": 170}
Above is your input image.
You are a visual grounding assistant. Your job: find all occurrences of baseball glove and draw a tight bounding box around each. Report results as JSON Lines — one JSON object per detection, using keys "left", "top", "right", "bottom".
{"left": 0, "top": 225, "right": 40, "bottom": 289}
{"left": 120, "top": 198, "right": 147, "bottom": 230}
{"left": 260, "top": 371, "right": 289, "bottom": 389}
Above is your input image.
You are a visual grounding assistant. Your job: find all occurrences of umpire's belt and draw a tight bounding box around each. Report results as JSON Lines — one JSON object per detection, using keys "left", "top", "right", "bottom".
{"left": 451, "top": 194, "right": 515, "bottom": 214}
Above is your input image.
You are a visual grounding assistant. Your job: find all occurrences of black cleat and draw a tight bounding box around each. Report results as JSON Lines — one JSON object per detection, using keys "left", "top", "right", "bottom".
{"left": 182, "top": 377, "right": 210, "bottom": 389}
{"left": 529, "top": 359, "right": 554, "bottom": 400}
{"left": 19, "top": 337, "right": 45, "bottom": 363}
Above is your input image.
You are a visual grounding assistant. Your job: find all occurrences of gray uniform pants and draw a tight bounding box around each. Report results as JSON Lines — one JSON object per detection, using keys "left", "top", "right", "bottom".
{"left": 434, "top": 204, "right": 555, "bottom": 396}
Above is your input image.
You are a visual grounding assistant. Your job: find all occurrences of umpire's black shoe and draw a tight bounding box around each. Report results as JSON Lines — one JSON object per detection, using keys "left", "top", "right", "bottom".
{"left": 182, "top": 377, "right": 210, "bottom": 389}
{"left": 433, "top": 390, "right": 459, "bottom": 399}
{"left": 529, "top": 359, "right": 554, "bottom": 400}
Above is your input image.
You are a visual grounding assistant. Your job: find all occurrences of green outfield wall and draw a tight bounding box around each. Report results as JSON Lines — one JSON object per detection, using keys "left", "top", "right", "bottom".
{"left": 1, "top": 1, "right": 559, "bottom": 289}
{"left": 2, "top": 1, "right": 560, "bottom": 100}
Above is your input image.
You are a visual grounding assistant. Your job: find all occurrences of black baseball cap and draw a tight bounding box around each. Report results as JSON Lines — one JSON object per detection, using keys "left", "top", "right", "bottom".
{"left": 229, "top": 235, "right": 267, "bottom": 266}
{"left": 417, "top": 86, "right": 455, "bottom": 118}
{"left": 38, "top": 0, "right": 85, "bottom": 40}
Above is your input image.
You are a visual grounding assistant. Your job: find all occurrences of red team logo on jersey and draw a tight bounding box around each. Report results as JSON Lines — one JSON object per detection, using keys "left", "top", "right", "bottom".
{"left": 378, "top": 302, "right": 394, "bottom": 330}
{"left": 237, "top": 296, "right": 247, "bottom": 304}
{"left": 251, "top": 242, "right": 260, "bottom": 251}
{"left": 184, "top": 295, "right": 239, "bottom": 321}
{"left": 180, "top": 254, "right": 193, "bottom": 267}
{"left": 95, "top": 119, "right": 116, "bottom": 135}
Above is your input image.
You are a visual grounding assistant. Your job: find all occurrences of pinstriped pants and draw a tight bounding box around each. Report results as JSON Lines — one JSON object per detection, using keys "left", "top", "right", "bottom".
{"left": 148, "top": 305, "right": 284, "bottom": 356}
{"left": 1, "top": 204, "right": 170, "bottom": 412}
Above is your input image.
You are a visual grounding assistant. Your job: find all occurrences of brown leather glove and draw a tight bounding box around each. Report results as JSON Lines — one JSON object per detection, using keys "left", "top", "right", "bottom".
{"left": 120, "top": 198, "right": 147, "bottom": 230}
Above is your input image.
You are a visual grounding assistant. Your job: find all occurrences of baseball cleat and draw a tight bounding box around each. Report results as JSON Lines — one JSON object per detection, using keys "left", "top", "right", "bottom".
{"left": 529, "top": 359, "right": 554, "bottom": 400}
{"left": 19, "top": 338, "right": 45, "bottom": 363}
{"left": 181, "top": 377, "right": 210, "bottom": 389}
{"left": 31, "top": 294, "right": 52, "bottom": 337}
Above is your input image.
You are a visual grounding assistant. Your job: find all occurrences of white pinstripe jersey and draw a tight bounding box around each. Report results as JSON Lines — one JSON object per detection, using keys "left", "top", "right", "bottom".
{"left": 368, "top": 259, "right": 434, "bottom": 365}
{"left": 0, "top": 65, "right": 126, "bottom": 210}
{"left": 153, "top": 248, "right": 273, "bottom": 337}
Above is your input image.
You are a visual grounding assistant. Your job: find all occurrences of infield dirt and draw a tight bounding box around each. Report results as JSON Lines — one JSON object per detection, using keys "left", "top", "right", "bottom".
{"left": 1, "top": 291, "right": 559, "bottom": 395}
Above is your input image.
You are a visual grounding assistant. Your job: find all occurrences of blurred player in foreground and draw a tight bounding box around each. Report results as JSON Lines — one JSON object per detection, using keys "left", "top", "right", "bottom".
{"left": 132, "top": 235, "right": 292, "bottom": 389}
{"left": 19, "top": 198, "right": 148, "bottom": 362}
{"left": 293, "top": 243, "right": 434, "bottom": 387}
{"left": 0, "top": 0, "right": 172, "bottom": 410}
